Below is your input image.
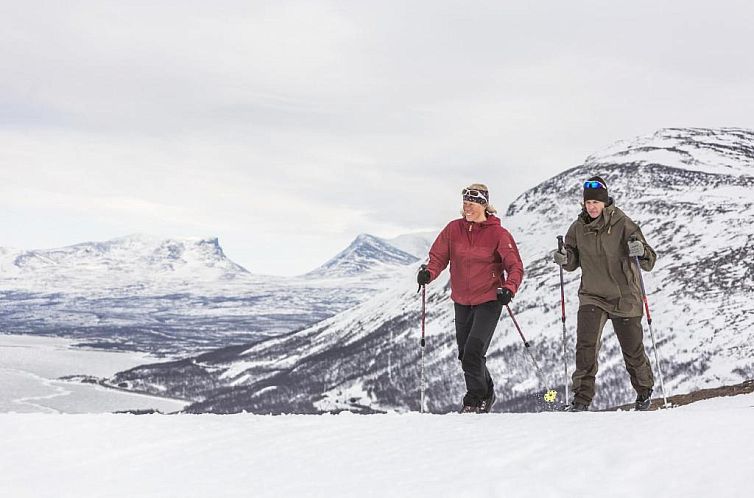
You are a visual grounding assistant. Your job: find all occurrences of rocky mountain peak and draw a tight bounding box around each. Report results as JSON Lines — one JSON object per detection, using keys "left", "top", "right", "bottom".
{"left": 305, "top": 233, "right": 419, "bottom": 278}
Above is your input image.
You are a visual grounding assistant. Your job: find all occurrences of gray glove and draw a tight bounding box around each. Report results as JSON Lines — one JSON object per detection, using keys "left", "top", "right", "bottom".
{"left": 551, "top": 249, "right": 567, "bottom": 266}
{"left": 627, "top": 240, "right": 645, "bottom": 258}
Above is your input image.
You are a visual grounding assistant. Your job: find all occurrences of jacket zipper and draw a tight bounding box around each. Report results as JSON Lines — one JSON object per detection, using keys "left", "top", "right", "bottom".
{"left": 466, "top": 222, "right": 473, "bottom": 295}
{"left": 602, "top": 209, "right": 622, "bottom": 300}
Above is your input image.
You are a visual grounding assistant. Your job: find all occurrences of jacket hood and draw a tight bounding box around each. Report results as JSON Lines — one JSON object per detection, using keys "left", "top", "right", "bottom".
{"left": 461, "top": 213, "right": 501, "bottom": 227}
{"left": 578, "top": 199, "right": 630, "bottom": 236}
{"left": 578, "top": 197, "right": 624, "bottom": 225}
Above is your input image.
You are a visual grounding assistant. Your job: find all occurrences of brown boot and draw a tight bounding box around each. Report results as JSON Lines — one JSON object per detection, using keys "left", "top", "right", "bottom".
{"left": 459, "top": 404, "right": 479, "bottom": 414}
{"left": 635, "top": 389, "right": 653, "bottom": 411}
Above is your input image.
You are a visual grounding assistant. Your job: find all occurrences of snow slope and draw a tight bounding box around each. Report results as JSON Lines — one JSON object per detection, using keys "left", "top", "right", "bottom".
{"left": 586, "top": 127, "right": 754, "bottom": 176}
{"left": 0, "top": 392, "right": 752, "bottom": 498}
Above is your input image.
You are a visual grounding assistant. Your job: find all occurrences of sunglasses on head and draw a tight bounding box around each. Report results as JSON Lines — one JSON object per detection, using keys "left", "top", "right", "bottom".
{"left": 462, "top": 188, "right": 488, "bottom": 203}
{"left": 584, "top": 180, "right": 606, "bottom": 190}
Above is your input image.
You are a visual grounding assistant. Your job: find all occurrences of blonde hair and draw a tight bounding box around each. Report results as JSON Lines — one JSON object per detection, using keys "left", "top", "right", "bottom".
{"left": 461, "top": 183, "right": 497, "bottom": 215}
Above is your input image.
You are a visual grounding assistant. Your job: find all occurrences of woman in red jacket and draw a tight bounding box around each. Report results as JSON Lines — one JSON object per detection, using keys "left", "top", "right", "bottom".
{"left": 418, "top": 183, "right": 524, "bottom": 413}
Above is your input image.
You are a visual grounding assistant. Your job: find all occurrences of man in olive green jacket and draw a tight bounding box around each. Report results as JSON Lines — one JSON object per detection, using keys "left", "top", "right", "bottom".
{"left": 552, "top": 176, "right": 657, "bottom": 411}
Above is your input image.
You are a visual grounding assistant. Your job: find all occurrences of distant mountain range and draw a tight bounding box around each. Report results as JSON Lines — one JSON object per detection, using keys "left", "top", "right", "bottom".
{"left": 0, "top": 233, "right": 431, "bottom": 355}
{"left": 106, "top": 127, "right": 754, "bottom": 413}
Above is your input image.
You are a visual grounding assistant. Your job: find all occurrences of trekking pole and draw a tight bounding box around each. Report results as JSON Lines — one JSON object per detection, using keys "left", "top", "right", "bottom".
{"left": 631, "top": 242, "right": 669, "bottom": 407}
{"left": 505, "top": 305, "right": 548, "bottom": 388}
{"left": 417, "top": 264, "right": 427, "bottom": 413}
{"left": 557, "top": 236, "right": 569, "bottom": 406}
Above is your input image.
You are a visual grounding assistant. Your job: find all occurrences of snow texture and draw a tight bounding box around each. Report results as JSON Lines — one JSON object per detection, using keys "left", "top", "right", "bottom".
{"left": 0, "top": 392, "right": 752, "bottom": 498}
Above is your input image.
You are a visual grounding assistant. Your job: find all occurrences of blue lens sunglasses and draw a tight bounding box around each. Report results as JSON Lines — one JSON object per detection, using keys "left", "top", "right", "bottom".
{"left": 584, "top": 180, "right": 606, "bottom": 189}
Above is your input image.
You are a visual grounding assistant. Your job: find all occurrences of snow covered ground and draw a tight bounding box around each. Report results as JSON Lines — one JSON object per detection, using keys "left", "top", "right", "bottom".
{"left": 1, "top": 392, "right": 752, "bottom": 498}
{"left": 0, "top": 334, "right": 186, "bottom": 413}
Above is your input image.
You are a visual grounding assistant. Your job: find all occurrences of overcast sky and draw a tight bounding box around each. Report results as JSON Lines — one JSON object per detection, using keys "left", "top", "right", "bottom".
{"left": 2, "top": 1, "right": 753, "bottom": 275}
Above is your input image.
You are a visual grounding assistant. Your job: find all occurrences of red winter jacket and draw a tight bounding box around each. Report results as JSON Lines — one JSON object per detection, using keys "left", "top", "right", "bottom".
{"left": 426, "top": 214, "right": 524, "bottom": 306}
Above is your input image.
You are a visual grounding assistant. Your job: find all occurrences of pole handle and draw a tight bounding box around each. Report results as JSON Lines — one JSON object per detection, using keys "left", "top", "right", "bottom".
{"left": 417, "top": 263, "right": 428, "bottom": 293}
{"left": 557, "top": 235, "right": 564, "bottom": 252}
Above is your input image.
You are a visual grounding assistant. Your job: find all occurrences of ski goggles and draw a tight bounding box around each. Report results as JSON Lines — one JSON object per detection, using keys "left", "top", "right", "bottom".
{"left": 583, "top": 180, "right": 607, "bottom": 190}
{"left": 462, "top": 188, "right": 489, "bottom": 204}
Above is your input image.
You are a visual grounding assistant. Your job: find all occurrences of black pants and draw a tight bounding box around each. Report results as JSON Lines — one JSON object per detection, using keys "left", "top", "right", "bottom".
{"left": 572, "top": 305, "right": 655, "bottom": 405}
{"left": 454, "top": 300, "right": 503, "bottom": 405}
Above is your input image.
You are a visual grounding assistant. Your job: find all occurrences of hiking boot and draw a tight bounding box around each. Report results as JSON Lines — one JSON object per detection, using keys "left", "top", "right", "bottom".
{"left": 459, "top": 404, "right": 479, "bottom": 414}
{"left": 635, "top": 389, "right": 653, "bottom": 411}
{"left": 478, "top": 391, "right": 496, "bottom": 413}
{"left": 562, "top": 400, "right": 590, "bottom": 412}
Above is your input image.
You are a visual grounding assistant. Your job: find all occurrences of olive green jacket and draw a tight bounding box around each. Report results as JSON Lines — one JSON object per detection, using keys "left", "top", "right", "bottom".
{"left": 563, "top": 201, "right": 657, "bottom": 317}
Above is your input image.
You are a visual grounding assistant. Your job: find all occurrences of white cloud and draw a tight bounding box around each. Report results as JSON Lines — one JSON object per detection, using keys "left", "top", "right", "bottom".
{"left": 1, "top": 0, "right": 754, "bottom": 274}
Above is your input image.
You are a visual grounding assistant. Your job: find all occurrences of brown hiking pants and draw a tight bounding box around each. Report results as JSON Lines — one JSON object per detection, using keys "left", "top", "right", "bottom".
{"left": 572, "top": 305, "right": 654, "bottom": 406}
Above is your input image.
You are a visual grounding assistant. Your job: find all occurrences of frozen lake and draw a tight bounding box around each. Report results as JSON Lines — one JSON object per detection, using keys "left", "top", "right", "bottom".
{"left": 0, "top": 334, "right": 187, "bottom": 414}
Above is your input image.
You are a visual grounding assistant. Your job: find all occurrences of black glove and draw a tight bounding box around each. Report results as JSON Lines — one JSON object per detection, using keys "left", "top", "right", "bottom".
{"left": 417, "top": 268, "right": 431, "bottom": 285}
{"left": 497, "top": 288, "right": 513, "bottom": 305}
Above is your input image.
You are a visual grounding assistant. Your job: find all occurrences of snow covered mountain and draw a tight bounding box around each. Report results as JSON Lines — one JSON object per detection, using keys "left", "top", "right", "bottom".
{"left": 585, "top": 127, "right": 754, "bottom": 177}
{"left": 1, "top": 235, "right": 248, "bottom": 288}
{"left": 305, "top": 233, "right": 420, "bottom": 278}
{"left": 0, "top": 234, "right": 416, "bottom": 355}
{"left": 108, "top": 127, "right": 754, "bottom": 413}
